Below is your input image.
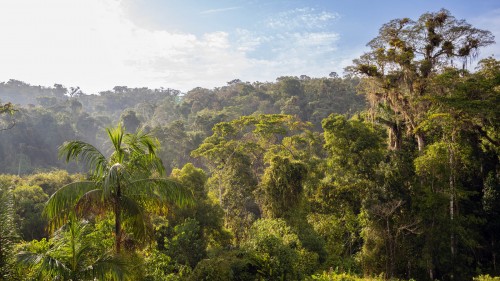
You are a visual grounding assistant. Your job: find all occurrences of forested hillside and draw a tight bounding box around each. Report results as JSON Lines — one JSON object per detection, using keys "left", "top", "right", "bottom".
{"left": 0, "top": 10, "right": 499, "bottom": 281}
{"left": 0, "top": 75, "right": 363, "bottom": 174}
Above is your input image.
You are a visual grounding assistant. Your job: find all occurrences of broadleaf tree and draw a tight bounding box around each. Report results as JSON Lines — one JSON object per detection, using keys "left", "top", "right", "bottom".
{"left": 348, "top": 9, "right": 494, "bottom": 151}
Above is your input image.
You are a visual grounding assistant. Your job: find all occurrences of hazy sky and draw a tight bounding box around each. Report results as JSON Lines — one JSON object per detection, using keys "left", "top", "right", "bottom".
{"left": 0, "top": 0, "right": 499, "bottom": 94}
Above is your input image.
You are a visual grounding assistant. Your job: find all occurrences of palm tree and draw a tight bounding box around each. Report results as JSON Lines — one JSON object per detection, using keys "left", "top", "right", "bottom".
{"left": 16, "top": 217, "right": 129, "bottom": 280}
{"left": 45, "top": 124, "right": 192, "bottom": 253}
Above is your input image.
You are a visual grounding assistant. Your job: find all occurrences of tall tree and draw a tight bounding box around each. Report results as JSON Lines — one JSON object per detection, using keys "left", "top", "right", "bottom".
{"left": 192, "top": 114, "right": 312, "bottom": 242}
{"left": 412, "top": 57, "right": 500, "bottom": 279}
{"left": 349, "top": 9, "right": 494, "bottom": 151}
{"left": 0, "top": 101, "right": 15, "bottom": 131}
{"left": 45, "top": 124, "right": 192, "bottom": 253}
{"left": 0, "top": 102, "right": 14, "bottom": 115}
{"left": 259, "top": 156, "right": 307, "bottom": 219}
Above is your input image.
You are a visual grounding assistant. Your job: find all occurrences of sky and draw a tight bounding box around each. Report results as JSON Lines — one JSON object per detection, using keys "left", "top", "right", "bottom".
{"left": 0, "top": 0, "right": 499, "bottom": 94}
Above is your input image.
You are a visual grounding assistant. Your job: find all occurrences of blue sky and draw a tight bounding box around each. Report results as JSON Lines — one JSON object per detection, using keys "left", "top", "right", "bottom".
{"left": 0, "top": 0, "right": 499, "bottom": 93}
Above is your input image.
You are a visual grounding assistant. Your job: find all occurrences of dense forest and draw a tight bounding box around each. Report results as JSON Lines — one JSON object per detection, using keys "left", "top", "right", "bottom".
{"left": 0, "top": 9, "right": 499, "bottom": 281}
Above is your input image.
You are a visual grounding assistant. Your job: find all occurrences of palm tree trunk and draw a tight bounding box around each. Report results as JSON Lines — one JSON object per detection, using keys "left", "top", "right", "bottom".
{"left": 71, "top": 221, "right": 77, "bottom": 272}
{"left": 115, "top": 181, "right": 122, "bottom": 253}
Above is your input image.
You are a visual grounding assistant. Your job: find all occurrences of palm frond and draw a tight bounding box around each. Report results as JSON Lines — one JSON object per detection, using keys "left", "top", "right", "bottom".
{"left": 124, "top": 129, "right": 159, "bottom": 155}
{"left": 124, "top": 130, "right": 165, "bottom": 176}
{"left": 15, "top": 251, "right": 44, "bottom": 268}
{"left": 125, "top": 153, "right": 165, "bottom": 178}
{"left": 40, "top": 255, "right": 71, "bottom": 280}
{"left": 104, "top": 163, "right": 131, "bottom": 198}
{"left": 86, "top": 253, "right": 130, "bottom": 281}
{"left": 74, "top": 244, "right": 92, "bottom": 271}
{"left": 120, "top": 195, "right": 150, "bottom": 242}
{"left": 16, "top": 251, "right": 70, "bottom": 280}
{"left": 107, "top": 124, "right": 125, "bottom": 163}
{"left": 44, "top": 181, "right": 97, "bottom": 230}
{"left": 126, "top": 178, "right": 194, "bottom": 208}
{"left": 74, "top": 189, "right": 110, "bottom": 219}
{"left": 59, "top": 140, "right": 108, "bottom": 179}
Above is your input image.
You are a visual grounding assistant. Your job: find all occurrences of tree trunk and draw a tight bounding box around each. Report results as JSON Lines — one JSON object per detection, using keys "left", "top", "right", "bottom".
{"left": 416, "top": 133, "right": 425, "bottom": 152}
{"left": 71, "top": 222, "right": 77, "bottom": 273}
{"left": 492, "top": 239, "right": 496, "bottom": 273}
{"left": 115, "top": 182, "right": 122, "bottom": 253}
{"left": 386, "top": 217, "right": 395, "bottom": 279}
{"left": 391, "top": 125, "right": 402, "bottom": 151}
{"left": 449, "top": 141, "right": 456, "bottom": 280}
{"left": 377, "top": 117, "right": 402, "bottom": 150}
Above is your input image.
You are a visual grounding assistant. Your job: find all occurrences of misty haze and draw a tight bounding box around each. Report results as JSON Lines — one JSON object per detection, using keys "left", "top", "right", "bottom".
{"left": 1, "top": 1, "right": 499, "bottom": 280}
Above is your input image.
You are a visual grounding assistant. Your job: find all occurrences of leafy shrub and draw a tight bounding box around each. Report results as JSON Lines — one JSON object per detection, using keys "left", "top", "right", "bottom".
{"left": 309, "top": 271, "right": 389, "bottom": 280}
{"left": 188, "top": 250, "right": 257, "bottom": 281}
{"left": 188, "top": 256, "right": 233, "bottom": 281}
{"left": 143, "top": 249, "right": 191, "bottom": 281}
{"left": 164, "top": 218, "right": 206, "bottom": 267}
{"left": 473, "top": 275, "right": 500, "bottom": 281}
{"left": 244, "top": 218, "right": 319, "bottom": 280}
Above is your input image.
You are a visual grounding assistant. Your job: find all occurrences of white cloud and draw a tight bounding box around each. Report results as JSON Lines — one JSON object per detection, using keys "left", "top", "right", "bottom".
{"left": 0, "top": 0, "right": 344, "bottom": 93}
{"left": 234, "top": 7, "right": 342, "bottom": 80}
{"left": 230, "top": 30, "right": 342, "bottom": 82}
{"left": 200, "top": 7, "right": 241, "bottom": 15}
{"left": 266, "top": 8, "right": 339, "bottom": 30}
{"left": 0, "top": 0, "right": 247, "bottom": 92}
{"left": 235, "top": 29, "right": 270, "bottom": 52}
{"left": 1, "top": 1, "right": 496, "bottom": 94}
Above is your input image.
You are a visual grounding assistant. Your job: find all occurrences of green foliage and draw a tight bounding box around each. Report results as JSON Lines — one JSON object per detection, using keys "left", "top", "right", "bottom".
{"left": 350, "top": 9, "right": 494, "bottom": 151}
{"left": 192, "top": 114, "right": 315, "bottom": 243}
{"left": 428, "top": 57, "right": 500, "bottom": 153}
{"left": 169, "top": 163, "right": 230, "bottom": 249}
{"left": 24, "top": 170, "right": 81, "bottom": 196}
{"left": 188, "top": 249, "right": 261, "bottom": 281}
{"left": 0, "top": 10, "right": 499, "bottom": 281}
{"left": 171, "top": 163, "right": 208, "bottom": 202}
{"left": 259, "top": 156, "right": 307, "bottom": 218}
{"left": 317, "top": 114, "right": 384, "bottom": 217}
{"left": 322, "top": 114, "right": 384, "bottom": 179}
{"left": 0, "top": 102, "right": 15, "bottom": 115}
{"left": 310, "top": 271, "right": 387, "bottom": 281}
{"left": 414, "top": 142, "right": 451, "bottom": 183}
{"left": 155, "top": 121, "right": 198, "bottom": 173}
{"left": 244, "top": 218, "right": 319, "bottom": 280}
{"left": 0, "top": 185, "right": 18, "bottom": 280}
{"left": 0, "top": 172, "right": 90, "bottom": 267}
{"left": 0, "top": 101, "right": 16, "bottom": 131}
{"left": 143, "top": 249, "right": 191, "bottom": 281}
{"left": 120, "top": 110, "right": 141, "bottom": 133}
{"left": 214, "top": 152, "right": 259, "bottom": 243}
{"left": 45, "top": 124, "right": 193, "bottom": 253}
{"left": 0, "top": 74, "right": 363, "bottom": 174}
{"left": 192, "top": 115, "right": 265, "bottom": 242}
{"left": 16, "top": 219, "right": 131, "bottom": 280}
{"left": 474, "top": 275, "right": 500, "bottom": 281}
{"left": 188, "top": 256, "right": 234, "bottom": 281}
{"left": 12, "top": 184, "right": 49, "bottom": 240}
{"left": 307, "top": 213, "right": 359, "bottom": 271}
{"left": 163, "top": 218, "right": 206, "bottom": 267}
